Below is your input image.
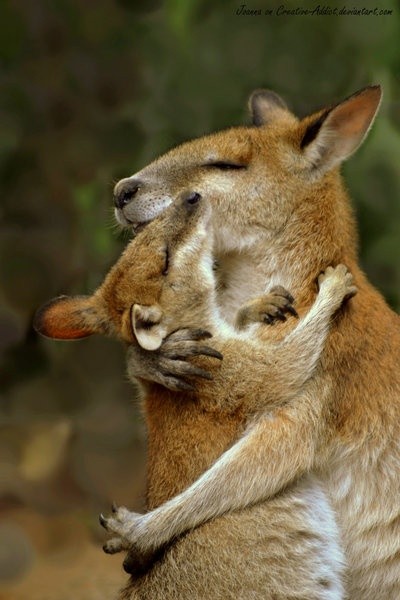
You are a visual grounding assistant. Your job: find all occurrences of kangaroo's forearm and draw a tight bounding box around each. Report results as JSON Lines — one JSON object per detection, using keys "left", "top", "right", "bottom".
{"left": 141, "top": 383, "right": 326, "bottom": 552}
{"left": 196, "top": 330, "right": 324, "bottom": 413}
{"left": 198, "top": 285, "right": 341, "bottom": 412}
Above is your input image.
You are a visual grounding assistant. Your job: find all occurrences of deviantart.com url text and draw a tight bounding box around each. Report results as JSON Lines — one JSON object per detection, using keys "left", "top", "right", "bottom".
{"left": 236, "top": 5, "right": 393, "bottom": 16}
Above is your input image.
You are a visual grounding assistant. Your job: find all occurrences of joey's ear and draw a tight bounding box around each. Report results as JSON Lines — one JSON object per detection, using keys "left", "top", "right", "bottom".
{"left": 300, "top": 85, "right": 382, "bottom": 173}
{"left": 249, "top": 89, "right": 290, "bottom": 126}
{"left": 132, "top": 304, "right": 166, "bottom": 351}
{"left": 34, "top": 295, "right": 99, "bottom": 340}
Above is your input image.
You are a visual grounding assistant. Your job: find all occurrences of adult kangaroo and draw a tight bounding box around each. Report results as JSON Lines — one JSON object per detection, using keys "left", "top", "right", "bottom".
{"left": 110, "top": 85, "right": 400, "bottom": 600}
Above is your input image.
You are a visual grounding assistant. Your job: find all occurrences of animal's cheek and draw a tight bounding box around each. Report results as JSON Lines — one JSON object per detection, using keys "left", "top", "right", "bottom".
{"left": 162, "top": 280, "right": 183, "bottom": 297}
{"left": 196, "top": 175, "right": 239, "bottom": 197}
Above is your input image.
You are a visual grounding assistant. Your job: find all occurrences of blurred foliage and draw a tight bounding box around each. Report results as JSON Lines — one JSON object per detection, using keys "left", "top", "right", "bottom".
{"left": 0, "top": 0, "right": 399, "bottom": 594}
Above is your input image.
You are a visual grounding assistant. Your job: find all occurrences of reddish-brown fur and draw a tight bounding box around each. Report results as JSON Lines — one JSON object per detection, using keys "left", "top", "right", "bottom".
{"left": 35, "top": 196, "right": 351, "bottom": 599}
{"left": 36, "top": 86, "right": 399, "bottom": 599}
{"left": 109, "top": 86, "right": 400, "bottom": 600}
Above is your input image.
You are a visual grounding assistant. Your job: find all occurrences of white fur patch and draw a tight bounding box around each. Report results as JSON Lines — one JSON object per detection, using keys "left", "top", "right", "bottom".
{"left": 200, "top": 173, "right": 237, "bottom": 196}
{"left": 173, "top": 224, "right": 208, "bottom": 271}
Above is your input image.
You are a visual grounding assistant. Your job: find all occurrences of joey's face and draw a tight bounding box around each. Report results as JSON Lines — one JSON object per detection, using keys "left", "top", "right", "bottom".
{"left": 100, "top": 191, "right": 214, "bottom": 349}
{"left": 34, "top": 192, "right": 214, "bottom": 349}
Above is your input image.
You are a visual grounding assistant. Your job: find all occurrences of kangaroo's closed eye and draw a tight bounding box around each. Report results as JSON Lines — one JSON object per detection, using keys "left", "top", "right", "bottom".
{"left": 205, "top": 161, "right": 247, "bottom": 170}
{"left": 162, "top": 247, "right": 169, "bottom": 276}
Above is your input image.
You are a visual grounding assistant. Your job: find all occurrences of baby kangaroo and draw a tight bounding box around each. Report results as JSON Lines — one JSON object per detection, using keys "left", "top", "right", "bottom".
{"left": 35, "top": 193, "right": 355, "bottom": 599}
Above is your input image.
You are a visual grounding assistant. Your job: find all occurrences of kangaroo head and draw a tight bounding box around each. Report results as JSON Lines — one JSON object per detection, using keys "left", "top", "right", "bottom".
{"left": 34, "top": 192, "right": 215, "bottom": 351}
{"left": 114, "top": 86, "right": 381, "bottom": 255}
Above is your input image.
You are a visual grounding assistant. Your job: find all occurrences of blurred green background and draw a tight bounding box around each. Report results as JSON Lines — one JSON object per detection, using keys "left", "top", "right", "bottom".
{"left": 1, "top": 0, "right": 399, "bottom": 598}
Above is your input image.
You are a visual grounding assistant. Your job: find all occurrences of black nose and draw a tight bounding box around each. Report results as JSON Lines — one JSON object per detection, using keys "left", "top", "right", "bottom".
{"left": 183, "top": 192, "right": 202, "bottom": 209}
{"left": 114, "top": 179, "right": 141, "bottom": 209}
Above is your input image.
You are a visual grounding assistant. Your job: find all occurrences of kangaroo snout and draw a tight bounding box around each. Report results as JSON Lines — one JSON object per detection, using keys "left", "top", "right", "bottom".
{"left": 114, "top": 178, "right": 142, "bottom": 209}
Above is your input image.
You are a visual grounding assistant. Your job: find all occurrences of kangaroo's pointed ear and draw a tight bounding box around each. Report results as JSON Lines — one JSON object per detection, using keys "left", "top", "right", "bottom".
{"left": 300, "top": 85, "right": 382, "bottom": 173}
{"left": 132, "top": 304, "right": 166, "bottom": 351}
{"left": 34, "top": 295, "right": 99, "bottom": 340}
{"left": 249, "top": 89, "right": 290, "bottom": 126}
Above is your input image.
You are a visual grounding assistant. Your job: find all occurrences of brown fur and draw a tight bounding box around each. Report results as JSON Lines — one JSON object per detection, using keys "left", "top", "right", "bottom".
{"left": 108, "top": 85, "right": 400, "bottom": 600}
{"left": 35, "top": 195, "right": 353, "bottom": 599}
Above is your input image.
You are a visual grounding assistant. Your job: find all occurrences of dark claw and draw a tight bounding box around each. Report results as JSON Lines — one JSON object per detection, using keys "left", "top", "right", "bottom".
{"left": 269, "top": 286, "right": 295, "bottom": 304}
{"left": 199, "top": 347, "right": 223, "bottom": 360}
{"left": 169, "top": 328, "right": 212, "bottom": 341}
{"left": 165, "top": 344, "right": 223, "bottom": 361}
{"left": 185, "top": 365, "right": 213, "bottom": 380}
{"left": 111, "top": 502, "right": 118, "bottom": 514}
{"left": 161, "top": 373, "right": 196, "bottom": 392}
{"left": 285, "top": 292, "right": 295, "bottom": 304}
{"left": 173, "top": 379, "right": 196, "bottom": 392}
{"left": 191, "top": 329, "right": 213, "bottom": 340}
{"left": 160, "top": 362, "right": 213, "bottom": 383}
{"left": 263, "top": 314, "right": 273, "bottom": 325}
{"left": 99, "top": 514, "right": 108, "bottom": 529}
{"left": 161, "top": 375, "right": 197, "bottom": 392}
{"left": 186, "top": 345, "right": 222, "bottom": 360}
{"left": 286, "top": 305, "right": 298, "bottom": 318}
{"left": 275, "top": 309, "right": 287, "bottom": 321}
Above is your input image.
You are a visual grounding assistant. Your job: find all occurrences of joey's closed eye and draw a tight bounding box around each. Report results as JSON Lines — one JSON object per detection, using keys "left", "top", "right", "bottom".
{"left": 162, "top": 247, "right": 169, "bottom": 276}
{"left": 205, "top": 161, "right": 247, "bottom": 170}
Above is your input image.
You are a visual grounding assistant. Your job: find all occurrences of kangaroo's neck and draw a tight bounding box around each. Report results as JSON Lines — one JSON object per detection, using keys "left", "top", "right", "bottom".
{"left": 217, "top": 173, "right": 360, "bottom": 315}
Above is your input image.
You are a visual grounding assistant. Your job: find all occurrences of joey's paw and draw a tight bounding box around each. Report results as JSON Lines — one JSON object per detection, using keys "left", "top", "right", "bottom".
{"left": 265, "top": 286, "right": 298, "bottom": 322}
{"left": 318, "top": 265, "right": 357, "bottom": 302}
{"left": 157, "top": 328, "right": 223, "bottom": 391}
{"left": 236, "top": 286, "right": 297, "bottom": 329}
{"left": 127, "top": 328, "right": 223, "bottom": 392}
